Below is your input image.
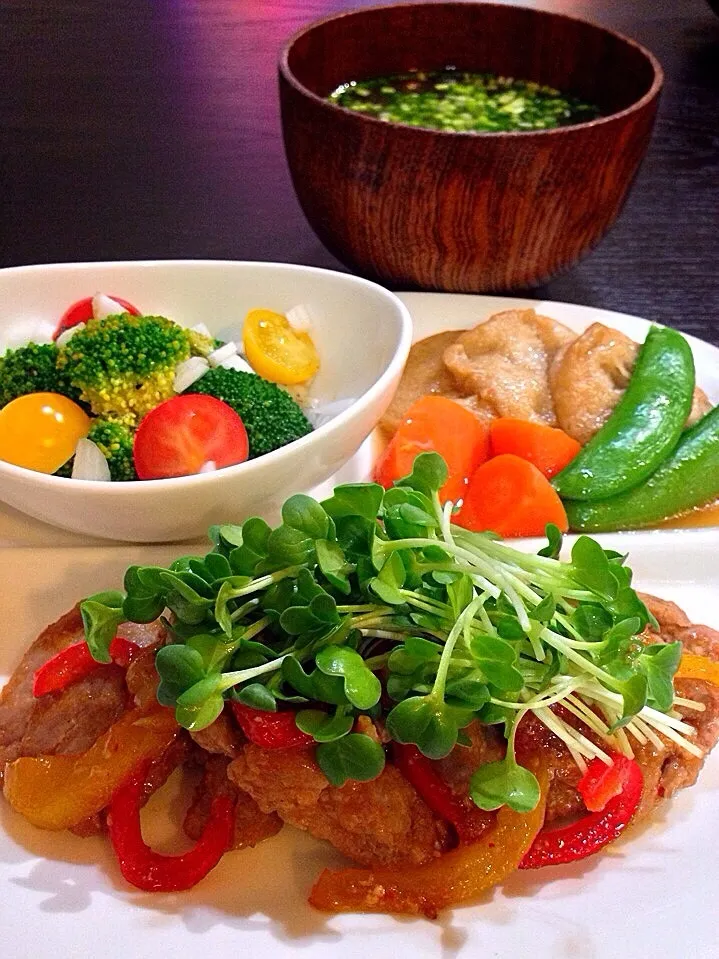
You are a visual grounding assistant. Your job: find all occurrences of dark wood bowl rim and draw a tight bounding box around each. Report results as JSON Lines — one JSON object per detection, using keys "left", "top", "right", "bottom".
{"left": 279, "top": 0, "right": 664, "bottom": 139}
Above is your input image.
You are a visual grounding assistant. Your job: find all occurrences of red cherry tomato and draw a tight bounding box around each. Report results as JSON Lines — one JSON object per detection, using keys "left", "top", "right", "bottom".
{"left": 54, "top": 295, "right": 141, "bottom": 340}
{"left": 133, "top": 394, "right": 249, "bottom": 480}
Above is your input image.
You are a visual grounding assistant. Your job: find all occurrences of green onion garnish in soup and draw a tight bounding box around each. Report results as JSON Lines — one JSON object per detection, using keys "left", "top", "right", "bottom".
{"left": 329, "top": 69, "right": 600, "bottom": 133}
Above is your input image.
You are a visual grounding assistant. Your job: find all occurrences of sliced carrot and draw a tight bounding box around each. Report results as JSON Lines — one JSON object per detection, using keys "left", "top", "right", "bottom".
{"left": 489, "top": 418, "right": 581, "bottom": 479}
{"left": 374, "top": 394, "right": 489, "bottom": 504}
{"left": 455, "top": 453, "right": 568, "bottom": 538}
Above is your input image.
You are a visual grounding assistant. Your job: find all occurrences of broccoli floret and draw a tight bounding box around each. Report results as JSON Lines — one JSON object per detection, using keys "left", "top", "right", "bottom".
{"left": 87, "top": 419, "right": 137, "bottom": 481}
{"left": 189, "top": 367, "right": 312, "bottom": 458}
{"left": 0, "top": 342, "right": 81, "bottom": 409}
{"left": 186, "top": 328, "right": 218, "bottom": 358}
{"left": 57, "top": 313, "right": 191, "bottom": 426}
{"left": 53, "top": 419, "right": 136, "bottom": 481}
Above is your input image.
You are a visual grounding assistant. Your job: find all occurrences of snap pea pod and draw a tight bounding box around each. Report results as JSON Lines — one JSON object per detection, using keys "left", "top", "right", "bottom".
{"left": 565, "top": 404, "right": 719, "bottom": 532}
{"left": 553, "top": 327, "right": 695, "bottom": 501}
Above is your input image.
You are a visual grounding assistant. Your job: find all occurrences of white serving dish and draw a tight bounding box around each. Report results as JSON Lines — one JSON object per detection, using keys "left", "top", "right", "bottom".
{"left": 0, "top": 261, "right": 412, "bottom": 542}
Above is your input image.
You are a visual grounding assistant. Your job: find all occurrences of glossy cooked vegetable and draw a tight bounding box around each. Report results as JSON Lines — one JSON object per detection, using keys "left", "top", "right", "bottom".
{"left": 488, "top": 418, "right": 581, "bottom": 479}
{"left": 32, "top": 635, "right": 141, "bottom": 697}
{"left": 520, "top": 755, "right": 642, "bottom": 868}
{"left": 393, "top": 743, "right": 490, "bottom": 843}
{"left": 554, "top": 327, "right": 695, "bottom": 501}
{"left": 231, "top": 702, "right": 314, "bottom": 749}
{"left": 455, "top": 453, "right": 568, "bottom": 537}
{"left": 565, "top": 405, "right": 719, "bottom": 531}
{"left": 309, "top": 762, "right": 548, "bottom": 917}
{"left": 3, "top": 706, "right": 178, "bottom": 830}
{"left": 676, "top": 652, "right": 719, "bottom": 686}
{"left": 374, "top": 394, "right": 489, "bottom": 503}
{"left": 108, "top": 765, "right": 235, "bottom": 892}
{"left": 576, "top": 753, "right": 638, "bottom": 812}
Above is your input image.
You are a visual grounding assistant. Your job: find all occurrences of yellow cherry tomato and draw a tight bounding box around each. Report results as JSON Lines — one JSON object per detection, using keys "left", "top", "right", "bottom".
{"left": 243, "top": 308, "right": 320, "bottom": 385}
{"left": 0, "top": 393, "right": 91, "bottom": 473}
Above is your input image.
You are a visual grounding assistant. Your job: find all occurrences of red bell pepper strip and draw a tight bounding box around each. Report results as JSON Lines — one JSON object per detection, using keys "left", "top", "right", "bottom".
{"left": 108, "top": 635, "right": 142, "bottom": 668}
{"left": 577, "top": 752, "right": 637, "bottom": 812}
{"left": 53, "top": 295, "right": 140, "bottom": 339}
{"left": 107, "top": 767, "right": 235, "bottom": 891}
{"left": 231, "top": 702, "right": 314, "bottom": 749}
{"left": 519, "top": 754, "right": 643, "bottom": 869}
{"left": 394, "top": 744, "right": 491, "bottom": 844}
{"left": 32, "top": 636, "right": 141, "bottom": 697}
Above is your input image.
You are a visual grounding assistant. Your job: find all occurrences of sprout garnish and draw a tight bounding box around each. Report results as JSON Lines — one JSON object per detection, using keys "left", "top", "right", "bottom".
{"left": 81, "top": 453, "right": 702, "bottom": 810}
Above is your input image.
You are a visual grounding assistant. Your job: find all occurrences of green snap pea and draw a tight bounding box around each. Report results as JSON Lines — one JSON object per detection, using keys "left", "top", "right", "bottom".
{"left": 566, "top": 404, "right": 719, "bottom": 532}
{"left": 553, "top": 327, "right": 695, "bottom": 501}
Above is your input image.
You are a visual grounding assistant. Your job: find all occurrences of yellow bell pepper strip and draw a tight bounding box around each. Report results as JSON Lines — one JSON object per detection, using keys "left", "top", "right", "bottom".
{"left": 108, "top": 764, "right": 235, "bottom": 892}
{"left": 243, "top": 308, "right": 320, "bottom": 385}
{"left": 3, "top": 706, "right": 178, "bottom": 831}
{"left": 308, "top": 763, "right": 548, "bottom": 918}
{"left": 675, "top": 652, "right": 719, "bottom": 686}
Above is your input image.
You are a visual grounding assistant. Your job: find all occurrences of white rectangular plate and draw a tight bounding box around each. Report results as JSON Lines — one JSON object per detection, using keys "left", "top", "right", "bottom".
{"left": 1, "top": 534, "right": 718, "bottom": 959}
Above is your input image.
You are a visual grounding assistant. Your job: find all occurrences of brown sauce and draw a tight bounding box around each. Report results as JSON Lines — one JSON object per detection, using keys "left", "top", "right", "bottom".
{"left": 658, "top": 500, "right": 719, "bottom": 530}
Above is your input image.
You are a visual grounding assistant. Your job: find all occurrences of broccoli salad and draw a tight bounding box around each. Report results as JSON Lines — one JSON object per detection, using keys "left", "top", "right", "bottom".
{"left": 0, "top": 293, "right": 331, "bottom": 481}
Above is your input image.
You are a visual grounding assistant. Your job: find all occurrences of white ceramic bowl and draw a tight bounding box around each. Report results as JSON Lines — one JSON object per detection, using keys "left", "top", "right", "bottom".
{"left": 0, "top": 260, "right": 412, "bottom": 542}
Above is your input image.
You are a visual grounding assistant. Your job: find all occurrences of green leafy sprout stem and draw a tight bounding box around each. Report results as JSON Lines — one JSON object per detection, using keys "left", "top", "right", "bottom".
{"left": 80, "top": 452, "right": 703, "bottom": 810}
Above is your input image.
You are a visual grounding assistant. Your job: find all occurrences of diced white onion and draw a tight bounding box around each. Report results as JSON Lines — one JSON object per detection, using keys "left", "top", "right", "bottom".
{"left": 221, "top": 354, "right": 254, "bottom": 374}
{"left": 190, "top": 322, "right": 212, "bottom": 338}
{"left": 3, "top": 318, "right": 55, "bottom": 347}
{"left": 306, "top": 397, "right": 356, "bottom": 429}
{"left": 92, "top": 293, "right": 127, "bottom": 320}
{"left": 199, "top": 460, "right": 217, "bottom": 473}
{"left": 55, "top": 322, "right": 85, "bottom": 347}
{"left": 286, "top": 303, "right": 314, "bottom": 333}
{"left": 71, "top": 439, "right": 111, "bottom": 481}
{"left": 174, "top": 356, "right": 210, "bottom": 393}
{"left": 208, "top": 342, "right": 238, "bottom": 367}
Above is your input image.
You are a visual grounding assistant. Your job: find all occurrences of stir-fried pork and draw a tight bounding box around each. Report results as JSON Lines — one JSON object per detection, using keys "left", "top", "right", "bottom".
{"left": 0, "top": 608, "right": 164, "bottom": 783}
{"left": 228, "top": 743, "right": 450, "bottom": 867}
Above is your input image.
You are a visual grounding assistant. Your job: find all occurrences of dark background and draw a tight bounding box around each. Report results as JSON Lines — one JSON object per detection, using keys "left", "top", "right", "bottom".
{"left": 1, "top": 0, "right": 717, "bottom": 340}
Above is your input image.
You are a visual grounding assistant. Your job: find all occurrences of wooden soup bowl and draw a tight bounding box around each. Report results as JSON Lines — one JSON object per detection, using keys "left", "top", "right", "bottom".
{"left": 279, "top": 2, "right": 663, "bottom": 292}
